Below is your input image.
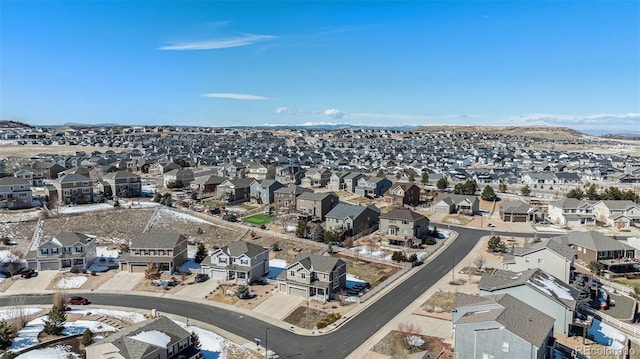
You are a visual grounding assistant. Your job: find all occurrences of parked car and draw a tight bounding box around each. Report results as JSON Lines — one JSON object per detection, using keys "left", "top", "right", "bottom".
{"left": 194, "top": 273, "right": 210, "bottom": 283}
{"left": 20, "top": 269, "right": 38, "bottom": 278}
{"left": 69, "top": 296, "right": 90, "bottom": 305}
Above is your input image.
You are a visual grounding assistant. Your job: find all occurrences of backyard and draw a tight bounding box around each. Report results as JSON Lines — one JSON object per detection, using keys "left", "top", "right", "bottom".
{"left": 242, "top": 214, "right": 276, "bottom": 226}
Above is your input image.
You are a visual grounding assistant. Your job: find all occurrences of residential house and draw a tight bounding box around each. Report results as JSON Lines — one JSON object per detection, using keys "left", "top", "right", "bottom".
{"left": 216, "top": 178, "right": 256, "bottom": 204}
{"left": 149, "top": 161, "right": 181, "bottom": 176}
{"left": 97, "top": 170, "right": 142, "bottom": 198}
{"left": 30, "top": 161, "right": 66, "bottom": 179}
{"left": 343, "top": 172, "right": 365, "bottom": 193}
{"left": 120, "top": 233, "right": 188, "bottom": 273}
{"left": 26, "top": 232, "right": 97, "bottom": 271}
{"left": 273, "top": 185, "right": 312, "bottom": 212}
{"left": 250, "top": 179, "right": 284, "bottom": 205}
{"left": 479, "top": 268, "right": 578, "bottom": 336}
{"left": 547, "top": 198, "right": 596, "bottom": 227}
{"left": 163, "top": 168, "right": 195, "bottom": 188}
{"left": 554, "top": 172, "right": 581, "bottom": 184}
{"left": 14, "top": 168, "right": 44, "bottom": 187}
{"left": 499, "top": 200, "right": 545, "bottom": 223}
{"left": 275, "top": 165, "right": 306, "bottom": 185}
{"left": 301, "top": 167, "right": 332, "bottom": 188}
{"left": 452, "top": 292, "right": 555, "bottom": 359}
{"left": 522, "top": 172, "right": 557, "bottom": 187}
{"left": 246, "top": 163, "right": 275, "bottom": 180}
{"left": 379, "top": 207, "right": 430, "bottom": 247}
{"left": 502, "top": 236, "right": 575, "bottom": 283}
{"left": 0, "top": 177, "right": 32, "bottom": 209}
{"left": 190, "top": 174, "right": 226, "bottom": 193}
{"left": 325, "top": 202, "right": 380, "bottom": 236}
{"left": 277, "top": 253, "right": 347, "bottom": 301}
{"left": 296, "top": 191, "right": 339, "bottom": 221}
{"left": 85, "top": 316, "right": 201, "bottom": 359}
{"left": 354, "top": 176, "right": 392, "bottom": 197}
{"left": 52, "top": 173, "right": 94, "bottom": 205}
{"left": 384, "top": 182, "right": 421, "bottom": 207}
{"left": 432, "top": 194, "right": 480, "bottom": 215}
{"left": 560, "top": 231, "right": 636, "bottom": 267}
{"left": 327, "top": 171, "right": 349, "bottom": 192}
{"left": 202, "top": 241, "right": 269, "bottom": 284}
{"left": 593, "top": 200, "right": 640, "bottom": 228}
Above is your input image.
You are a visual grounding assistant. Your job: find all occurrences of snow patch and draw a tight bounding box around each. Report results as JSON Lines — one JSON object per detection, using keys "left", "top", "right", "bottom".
{"left": 63, "top": 320, "right": 118, "bottom": 335}
{"left": 269, "top": 259, "right": 287, "bottom": 268}
{"left": 56, "top": 203, "right": 114, "bottom": 215}
{"left": 346, "top": 274, "right": 365, "bottom": 283}
{"left": 129, "top": 330, "right": 171, "bottom": 348}
{"left": 178, "top": 259, "right": 201, "bottom": 273}
{"left": 16, "top": 345, "right": 80, "bottom": 359}
{"left": 0, "top": 308, "right": 42, "bottom": 321}
{"left": 159, "top": 208, "right": 211, "bottom": 224}
{"left": 534, "top": 225, "right": 566, "bottom": 233}
{"left": 54, "top": 276, "right": 88, "bottom": 289}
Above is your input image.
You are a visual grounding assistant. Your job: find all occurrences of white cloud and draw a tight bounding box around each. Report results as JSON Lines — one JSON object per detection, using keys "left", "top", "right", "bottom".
{"left": 202, "top": 93, "right": 271, "bottom": 100}
{"left": 159, "top": 34, "right": 276, "bottom": 50}
{"left": 323, "top": 108, "right": 347, "bottom": 119}
{"left": 506, "top": 113, "right": 640, "bottom": 130}
{"left": 274, "top": 107, "right": 312, "bottom": 115}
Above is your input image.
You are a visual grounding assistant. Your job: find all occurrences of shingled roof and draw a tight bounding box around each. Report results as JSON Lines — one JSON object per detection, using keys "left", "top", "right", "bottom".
{"left": 379, "top": 207, "right": 428, "bottom": 222}
{"left": 291, "top": 253, "right": 344, "bottom": 273}
{"left": 220, "top": 241, "right": 267, "bottom": 258}
{"left": 130, "top": 233, "right": 186, "bottom": 249}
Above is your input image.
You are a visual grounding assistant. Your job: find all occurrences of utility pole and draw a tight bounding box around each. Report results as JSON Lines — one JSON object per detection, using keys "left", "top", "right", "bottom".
{"left": 265, "top": 327, "right": 269, "bottom": 359}
{"left": 452, "top": 256, "right": 455, "bottom": 282}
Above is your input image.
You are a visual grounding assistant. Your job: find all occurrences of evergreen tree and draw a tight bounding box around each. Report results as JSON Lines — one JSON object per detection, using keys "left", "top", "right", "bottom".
{"left": 376, "top": 170, "right": 385, "bottom": 178}
{"left": 566, "top": 188, "right": 585, "bottom": 199}
{"left": 0, "top": 320, "right": 12, "bottom": 349}
{"left": 520, "top": 185, "right": 531, "bottom": 196}
{"left": 323, "top": 230, "right": 340, "bottom": 244}
{"left": 194, "top": 243, "right": 207, "bottom": 264}
{"left": 408, "top": 174, "right": 415, "bottom": 182}
{"left": 43, "top": 305, "right": 66, "bottom": 336}
{"left": 436, "top": 178, "right": 449, "bottom": 190}
{"left": 421, "top": 172, "right": 429, "bottom": 185}
{"left": 480, "top": 185, "right": 497, "bottom": 201}
{"left": 81, "top": 328, "right": 94, "bottom": 346}
{"left": 295, "top": 218, "right": 308, "bottom": 238}
{"left": 190, "top": 331, "right": 201, "bottom": 350}
{"left": 312, "top": 225, "right": 325, "bottom": 242}
{"left": 488, "top": 236, "right": 506, "bottom": 253}
{"left": 585, "top": 183, "right": 598, "bottom": 200}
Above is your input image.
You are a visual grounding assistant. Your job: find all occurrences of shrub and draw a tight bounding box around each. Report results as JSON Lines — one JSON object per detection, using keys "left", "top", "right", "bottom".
{"left": 316, "top": 313, "right": 342, "bottom": 329}
{"left": 81, "top": 328, "right": 94, "bottom": 346}
{"left": 70, "top": 266, "right": 82, "bottom": 274}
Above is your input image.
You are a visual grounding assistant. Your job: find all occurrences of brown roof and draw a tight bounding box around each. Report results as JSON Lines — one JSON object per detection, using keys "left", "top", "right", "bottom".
{"left": 379, "top": 207, "right": 428, "bottom": 222}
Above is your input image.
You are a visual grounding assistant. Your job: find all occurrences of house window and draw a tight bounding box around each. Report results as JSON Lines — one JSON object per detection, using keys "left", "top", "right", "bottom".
{"left": 525, "top": 257, "right": 530, "bottom": 263}
{"left": 301, "top": 273, "right": 306, "bottom": 279}
{"left": 40, "top": 249, "right": 48, "bottom": 255}
{"left": 219, "top": 257, "right": 227, "bottom": 264}
{"left": 538, "top": 258, "right": 544, "bottom": 264}
{"left": 168, "top": 346, "right": 174, "bottom": 356}
{"left": 502, "top": 342, "right": 509, "bottom": 352}
{"left": 240, "top": 259, "right": 248, "bottom": 265}
{"left": 290, "top": 270, "right": 295, "bottom": 277}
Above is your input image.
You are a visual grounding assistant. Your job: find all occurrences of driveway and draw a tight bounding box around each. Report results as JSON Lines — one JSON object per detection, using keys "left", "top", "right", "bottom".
{"left": 253, "top": 292, "right": 303, "bottom": 320}
{"left": 97, "top": 271, "right": 144, "bottom": 292}
{"left": 3, "top": 270, "right": 58, "bottom": 295}
{"left": 175, "top": 280, "right": 219, "bottom": 299}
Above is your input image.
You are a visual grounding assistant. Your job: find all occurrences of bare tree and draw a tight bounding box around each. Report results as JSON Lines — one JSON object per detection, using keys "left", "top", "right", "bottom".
{"left": 276, "top": 213, "right": 295, "bottom": 232}
{"left": 7, "top": 296, "right": 29, "bottom": 336}
{"left": 473, "top": 256, "right": 486, "bottom": 271}
{"left": 396, "top": 322, "right": 423, "bottom": 350}
{"left": 53, "top": 290, "right": 68, "bottom": 311}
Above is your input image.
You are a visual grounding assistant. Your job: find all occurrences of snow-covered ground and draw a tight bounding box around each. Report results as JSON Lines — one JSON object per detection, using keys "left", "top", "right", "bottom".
{"left": 88, "top": 246, "right": 120, "bottom": 272}
{"left": 7, "top": 307, "right": 242, "bottom": 359}
{"left": 0, "top": 308, "right": 43, "bottom": 321}
{"left": 269, "top": 258, "right": 287, "bottom": 268}
{"left": 159, "top": 208, "right": 211, "bottom": 224}
{"left": 534, "top": 225, "right": 566, "bottom": 233}
{"left": 0, "top": 210, "right": 41, "bottom": 223}
{"left": 346, "top": 274, "right": 365, "bottom": 283}
{"left": 178, "top": 259, "right": 201, "bottom": 274}
{"left": 55, "top": 203, "right": 114, "bottom": 215}
{"left": 54, "top": 276, "right": 88, "bottom": 289}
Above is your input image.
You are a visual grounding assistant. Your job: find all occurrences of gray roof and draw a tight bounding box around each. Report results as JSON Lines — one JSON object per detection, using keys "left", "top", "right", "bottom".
{"left": 0, "top": 177, "right": 30, "bottom": 186}
{"left": 220, "top": 241, "right": 268, "bottom": 258}
{"left": 549, "top": 198, "right": 592, "bottom": 209}
{"left": 51, "top": 232, "right": 92, "bottom": 246}
{"left": 595, "top": 200, "right": 639, "bottom": 210}
{"left": 379, "top": 207, "right": 428, "bottom": 222}
{"left": 297, "top": 191, "right": 338, "bottom": 201}
{"left": 88, "top": 316, "right": 191, "bottom": 359}
{"left": 512, "top": 236, "right": 575, "bottom": 261}
{"left": 325, "top": 202, "right": 377, "bottom": 220}
{"left": 291, "top": 253, "right": 344, "bottom": 273}
{"left": 131, "top": 233, "right": 185, "bottom": 249}
{"left": 454, "top": 293, "right": 555, "bottom": 347}
{"left": 192, "top": 174, "right": 226, "bottom": 185}
{"left": 560, "top": 231, "right": 636, "bottom": 252}
{"left": 102, "top": 170, "right": 138, "bottom": 180}
{"left": 479, "top": 268, "right": 578, "bottom": 308}
{"left": 499, "top": 201, "right": 532, "bottom": 214}
{"left": 274, "top": 185, "right": 312, "bottom": 195}
{"left": 53, "top": 173, "right": 90, "bottom": 183}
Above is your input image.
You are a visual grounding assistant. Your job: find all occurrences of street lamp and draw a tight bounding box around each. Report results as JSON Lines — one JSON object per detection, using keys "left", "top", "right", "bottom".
{"left": 452, "top": 256, "right": 455, "bottom": 282}
{"left": 265, "top": 327, "right": 269, "bottom": 359}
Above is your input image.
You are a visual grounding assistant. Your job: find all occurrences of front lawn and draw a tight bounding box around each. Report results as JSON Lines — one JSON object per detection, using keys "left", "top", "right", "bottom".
{"left": 242, "top": 214, "right": 276, "bottom": 225}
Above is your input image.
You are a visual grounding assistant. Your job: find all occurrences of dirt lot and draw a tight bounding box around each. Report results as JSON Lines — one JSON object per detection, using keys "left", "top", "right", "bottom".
{"left": 206, "top": 282, "right": 278, "bottom": 310}
{"left": 371, "top": 330, "right": 453, "bottom": 358}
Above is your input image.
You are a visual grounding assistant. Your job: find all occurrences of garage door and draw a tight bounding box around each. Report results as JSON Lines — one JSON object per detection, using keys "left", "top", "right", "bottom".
{"left": 40, "top": 261, "right": 59, "bottom": 271}
{"left": 120, "top": 263, "right": 128, "bottom": 272}
{"left": 289, "top": 286, "right": 307, "bottom": 298}
{"left": 209, "top": 269, "right": 225, "bottom": 281}
{"left": 131, "top": 264, "right": 147, "bottom": 273}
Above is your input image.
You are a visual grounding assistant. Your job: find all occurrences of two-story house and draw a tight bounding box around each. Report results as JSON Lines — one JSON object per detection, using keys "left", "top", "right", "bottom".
{"left": 246, "top": 163, "right": 275, "bottom": 180}
{"left": 275, "top": 165, "right": 306, "bottom": 185}
{"left": 452, "top": 292, "right": 555, "bottom": 359}
{"left": 277, "top": 253, "right": 347, "bottom": 301}
{"left": 273, "top": 185, "right": 312, "bottom": 213}
{"left": 0, "top": 177, "right": 32, "bottom": 209}
{"left": 120, "top": 233, "right": 188, "bottom": 273}
{"left": 325, "top": 202, "right": 380, "bottom": 237}
{"left": 502, "top": 236, "right": 575, "bottom": 283}
{"left": 85, "top": 316, "right": 201, "bottom": 359}
{"left": 189, "top": 174, "right": 227, "bottom": 193}
{"left": 97, "top": 170, "right": 142, "bottom": 198}
{"left": 52, "top": 173, "right": 94, "bottom": 205}
{"left": 327, "top": 171, "right": 349, "bottom": 192}
{"left": 343, "top": 172, "right": 365, "bottom": 193}
{"left": 216, "top": 178, "right": 257, "bottom": 204}
{"left": 26, "top": 232, "right": 97, "bottom": 271}
{"left": 547, "top": 198, "right": 596, "bottom": 227}
{"left": 149, "top": 161, "right": 181, "bottom": 176}
{"left": 296, "top": 192, "right": 339, "bottom": 221}
{"left": 202, "top": 241, "right": 269, "bottom": 284}
{"left": 379, "top": 207, "right": 430, "bottom": 247}
{"left": 300, "top": 168, "right": 332, "bottom": 188}
{"left": 163, "top": 168, "right": 194, "bottom": 188}
{"left": 593, "top": 200, "right": 640, "bottom": 228}
{"left": 249, "top": 179, "right": 285, "bottom": 205}
{"left": 560, "top": 231, "right": 636, "bottom": 269}
{"left": 383, "top": 182, "right": 421, "bottom": 207}
{"left": 354, "top": 176, "right": 392, "bottom": 197}
{"left": 479, "top": 268, "right": 578, "bottom": 336}
{"left": 14, "top": 168, "right": 44, "bottom": 187}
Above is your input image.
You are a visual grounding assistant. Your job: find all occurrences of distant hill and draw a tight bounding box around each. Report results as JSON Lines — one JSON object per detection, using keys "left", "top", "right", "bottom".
{"left": 243, "top": 123, "right": 418, "bottom": 131}
{"left": 414, "top": 125, "right": 589, "bottom": 140}
{"left": 0, "top": 120, "right": 33, "bottom": 129}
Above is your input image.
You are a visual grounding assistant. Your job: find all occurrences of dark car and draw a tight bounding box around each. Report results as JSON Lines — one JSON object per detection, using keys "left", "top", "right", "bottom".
{"left": 194, "top": 273, "right": 210, "bottom": 283}
{"left": 20, "top": 269, "right": 38, "bottom": 278}
{"left": 69, "top": 296, "right": 90, "bottom": 305}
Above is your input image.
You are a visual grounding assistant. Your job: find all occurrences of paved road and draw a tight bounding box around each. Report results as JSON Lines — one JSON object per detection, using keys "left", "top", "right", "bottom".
{"left": 1, "top": 226, "right": 552, "bottom": 358}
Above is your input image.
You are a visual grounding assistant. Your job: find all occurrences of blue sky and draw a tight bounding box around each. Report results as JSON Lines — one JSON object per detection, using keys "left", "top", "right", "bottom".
{"left": 1, "top": 1, "right": 638, "bottom": 132}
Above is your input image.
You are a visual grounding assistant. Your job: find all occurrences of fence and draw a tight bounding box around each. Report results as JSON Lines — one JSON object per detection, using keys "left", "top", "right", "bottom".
{"left": 354, "top": 266, "right": 410, "bottom": 303}
{"left": 579, "top": 304, "right": 640, "bottom": 338}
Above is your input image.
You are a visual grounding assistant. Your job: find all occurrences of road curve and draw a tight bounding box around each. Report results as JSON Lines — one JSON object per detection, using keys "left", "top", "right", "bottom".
{"left": 1, "top": 226, "right": 550, "bottom": 358}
